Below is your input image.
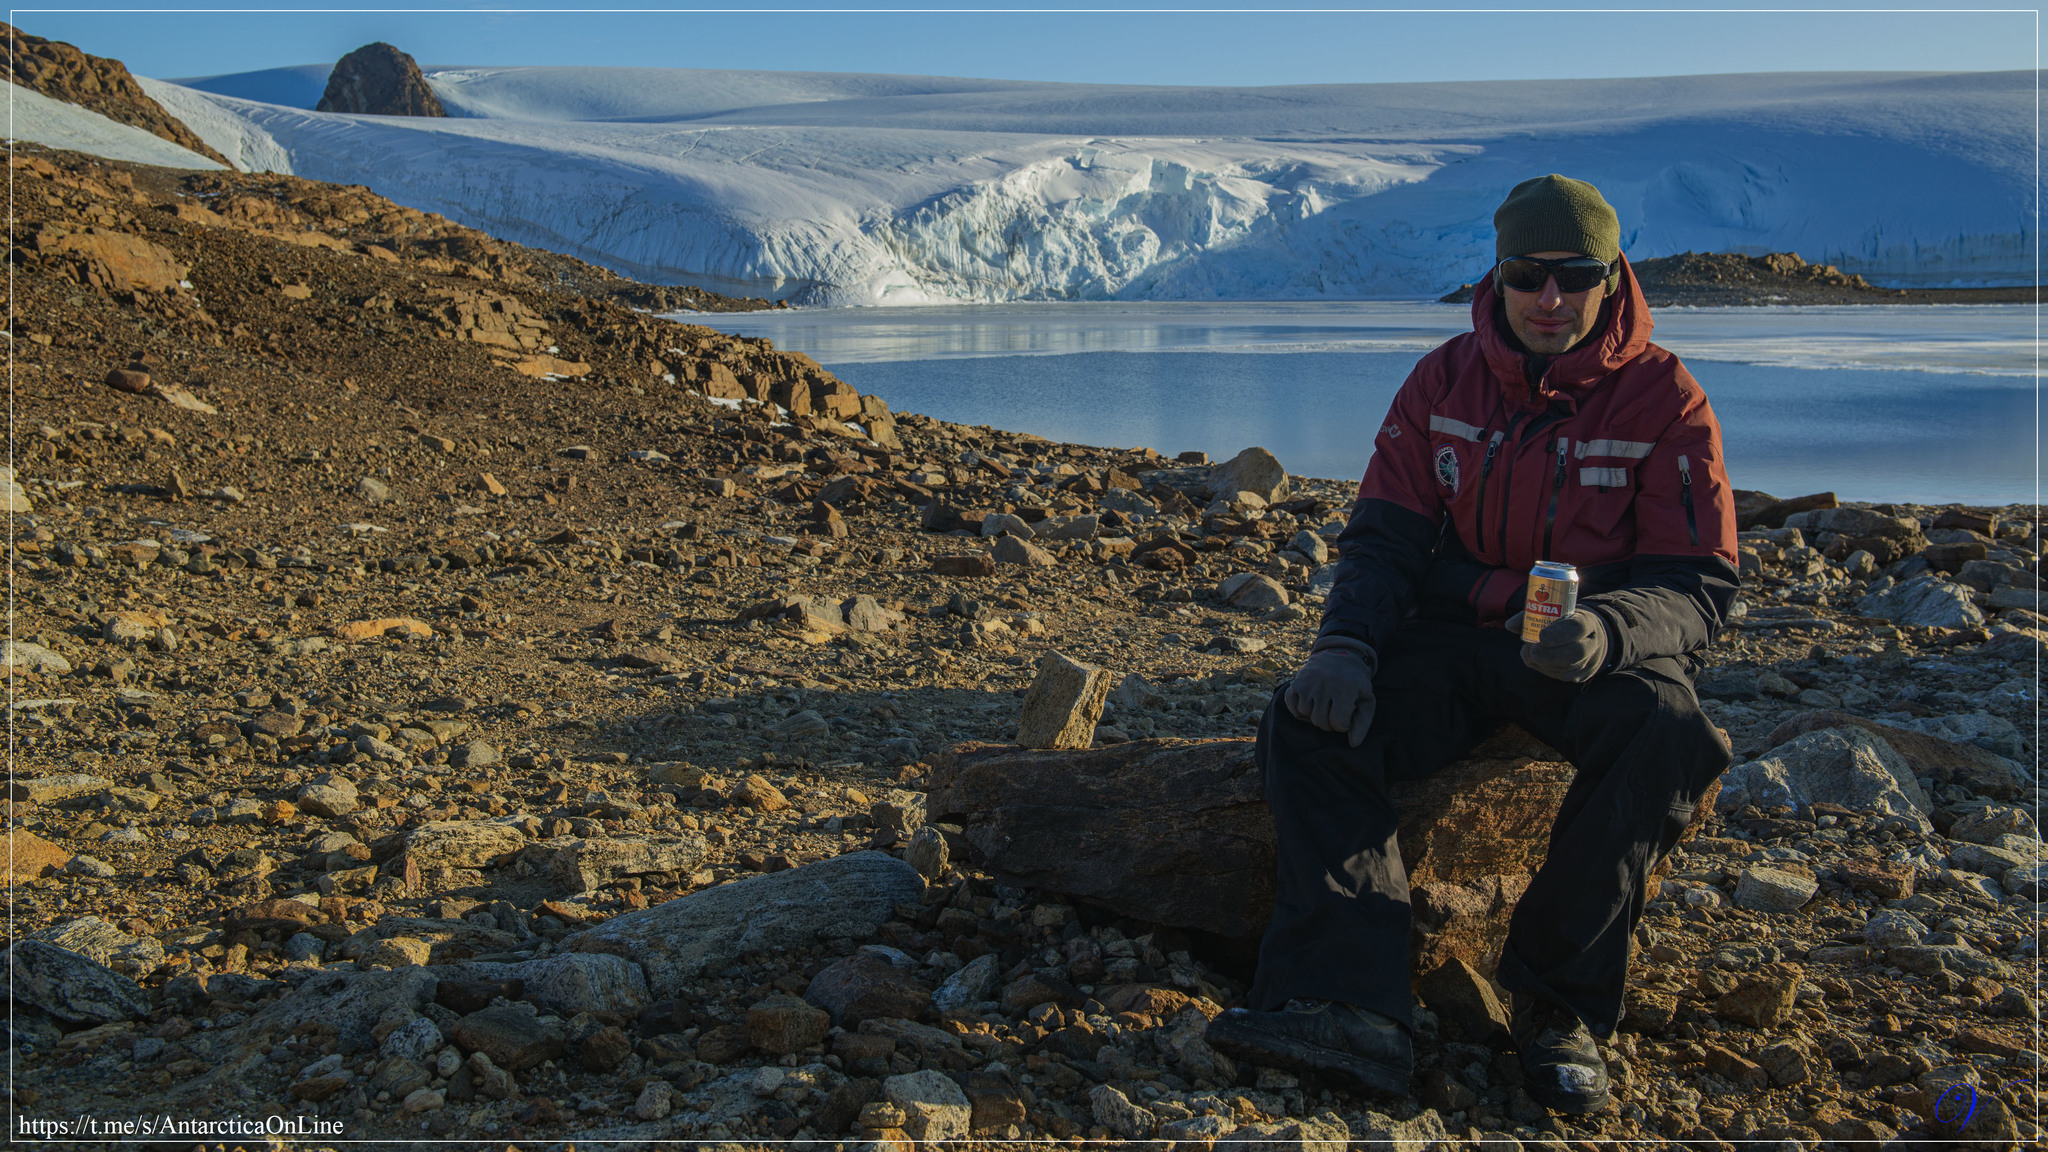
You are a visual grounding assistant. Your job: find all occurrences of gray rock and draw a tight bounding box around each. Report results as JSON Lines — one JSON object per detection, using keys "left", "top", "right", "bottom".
{"left": 10, "top": 773, "right": 111, "bottom": 803}
{"left": 1863, "top": 910, "right": 1926, "bottom": 948}
{"left": 931, "top": 952, "right": 999, "bottom": 1014}
{"left": 980, "top": 513, "right": 1034, "bottom": 540}
{"left": 354, "top": 733, "right": 404, "bottom": 763}
{"left": 27, "top": 916, "right": 164, "bottom": 979}
{"left": 564, "top": 851, "right": 923, "bottom": 999}
{"left": 1206, "top": 446, "right": 1290, "bottom": 503}
{"left": 444, "top": 952, "right": 651, "bottom": 1017}
{"left": 450, "top": 1005, "right": 565, "bottom": 1072}
{"left": 990, "top": 534, "right": 1056, "bottom": 568}
{"left": 1110, "top": 672, "right": 1167, "bottom": 711}
{"left": 1857, "top": 575, "right": 1985, "bottom": 629}
{"left": 354, "top": 476, "right": 395, "bottom": 504}
{"left": 380, "top": 1015, "right": 444, "bottom": 1063}
{"left": 1784, "top": 506, "right": 1924, "bottom": 543}
{"left": 6, "top": 940, "right": 149, "bottom": 1024}
{"left": 1089, "top": 1083, "right": 1157, "bottom": 1138}
{"left": 243, "top": 966, "right": 440, "bottom": 1054}
{"left": 1035, "top": 514, "right": 1100, "bottom": 541}
{"left": 884, "top": 1068, "right": 973, "bottom": 1141}
{"left": 906, "top": 826, "right": 950, "bottom": 880}
{"left": 1951, "top": 842, "right": 2030, "bottom": 876}
{"left": 1286, "top": 530, "right": 1330, "bottom": 566}
{"left": 1889, "top": 943, "right": 2012, "bottom": 979}
{"left": 877, "top": 736, "right": 921, "bottom": 766}
{"left": 1951, "top": 805, "right": 2038, "bottom": 845}
{"left": 1218, "top": 572, "right": 1290, "bottom": 610}
{"left": 1098, "top": 489, "right": 1158, "bottom": 519}
{"left": 66, "top": 855, "right": 116, "bottom": 877}
{"left": 771, "top": 710, "right": 832, "bottom": 742}
{"left": 520, "top": 836, "right": 707, "bottom": 894}
{"left": 1016, "top": 650, "right": 1114, "bottom": 750}
{"left": 842, "top": 595, "right": 905, "bottom": 633}
{"left": 295, "top": 774, "right": 359, "bottom": 818}
{"left": 1716, "top": 727, "right": 1932, "bottom": 833}
{"left": 3, "top": 641, "right": 72, "bottom": 676}
{"left": 448, "top": 740, "right": 500, "bottom": 769}
{"left": 1904, "top": 713, "right": 2026, "bottom": 759}
{"left": 284, "top": 933, "right": 327, "bottom": 963}
{"left": 1732, "top": 867, "right": 1818, "bottom": 913}
{"left": 2002, "top": 861, "right": 2048, "bottom": 902}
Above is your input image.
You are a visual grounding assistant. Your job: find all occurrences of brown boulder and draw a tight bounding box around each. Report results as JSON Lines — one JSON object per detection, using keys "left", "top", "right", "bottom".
{"left": 317, "top": 42, "right": 447, "bottom": 117}
{"left": 40, "top": 227, "right": 186, "bottom": 296}
{"left": 1735, "top": 491, "right": 1836, "bottom": 531}
{"left": 804, "top": 953, "right": 933, "bottom": 1026}
{"left": 4, "top": 832, "right": 70, "bottom": 881}
{"left": 928, "top": 729, "right": 1578, "bottom": 978}
{"left": 746, "top": 993, "right": 830, "bottom": 1055}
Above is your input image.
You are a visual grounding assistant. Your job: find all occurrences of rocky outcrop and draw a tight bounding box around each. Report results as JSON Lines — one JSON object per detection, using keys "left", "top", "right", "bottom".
{"left": 316, "top": 42, "right": 446, "bottom": 117}
{"left": 926, "top": 727, "right": 1584, "bottom": 977}
{"left": 0, "top": 23, "right": 231, "bottom": 166}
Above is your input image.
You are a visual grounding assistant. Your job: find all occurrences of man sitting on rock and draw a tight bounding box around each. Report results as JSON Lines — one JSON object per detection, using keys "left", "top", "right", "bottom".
{"left": 1206, "top": 174, "right": 1740, "bottom": 1115}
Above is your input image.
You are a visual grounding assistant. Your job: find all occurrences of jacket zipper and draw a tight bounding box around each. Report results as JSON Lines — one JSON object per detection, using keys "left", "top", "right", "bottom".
{"left": 1678, "top": 455, "right": 1699, "bottom": 546}
{"left": 1493, "top": 413, "right": 1528, "bottom": 563}
{"left": 1473, "top": 433, "right": 1502, "bottom": 551}
{"left": 1542, "top": 437, "right": 1569, "bottom": 560}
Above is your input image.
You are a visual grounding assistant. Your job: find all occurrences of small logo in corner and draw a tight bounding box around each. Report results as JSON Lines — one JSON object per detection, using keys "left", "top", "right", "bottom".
{"left": 1434, "top": 445, "right": 1459, "bottom": 493}
{"left": 1383, "top": 423, "right": 1401, "bottom": 439}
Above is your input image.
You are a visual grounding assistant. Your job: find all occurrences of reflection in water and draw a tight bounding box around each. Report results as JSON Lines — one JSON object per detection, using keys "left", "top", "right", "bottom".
{"left": 690, "top": 303, "right": 2035, "bottom": 504}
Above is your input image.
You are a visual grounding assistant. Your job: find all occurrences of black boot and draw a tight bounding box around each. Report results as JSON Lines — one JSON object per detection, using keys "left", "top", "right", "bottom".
{"left": 1511, "top": 995, "right": 1610, "bottom": 1114}
{"left": 1204, "top": 999, "right": 1413, "bottom": 1095}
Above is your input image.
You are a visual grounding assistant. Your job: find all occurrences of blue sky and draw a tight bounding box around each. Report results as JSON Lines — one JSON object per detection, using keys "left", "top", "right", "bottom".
{"left": 12, "top": 5, "right": 2036, "bottom": 87}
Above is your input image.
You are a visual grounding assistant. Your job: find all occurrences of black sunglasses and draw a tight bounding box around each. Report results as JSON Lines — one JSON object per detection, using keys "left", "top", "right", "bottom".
{"left": 1495, "top": 255, "right": 1611, "bottom": 294}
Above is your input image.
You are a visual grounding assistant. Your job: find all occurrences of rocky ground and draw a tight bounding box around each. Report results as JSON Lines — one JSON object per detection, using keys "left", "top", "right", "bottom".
{"left": 5, "top": 141, "right": 2044, "bottom": 1152}
{"left": 1438, "top": 250, "right": 2034, "bottom": 307}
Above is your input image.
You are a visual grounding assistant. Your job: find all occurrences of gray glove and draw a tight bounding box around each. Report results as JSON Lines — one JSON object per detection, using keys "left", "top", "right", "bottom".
{"left": 1507, "top": 611, "right": 1610, "bottom": 683}
{"left": 1284, "top": 646, "right": 1377, "bottom": 747}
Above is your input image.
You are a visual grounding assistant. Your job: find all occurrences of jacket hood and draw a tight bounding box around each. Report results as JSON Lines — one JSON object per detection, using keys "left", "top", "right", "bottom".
{"left": 1471, "top": 252, "right": 1655, "bottom": 410}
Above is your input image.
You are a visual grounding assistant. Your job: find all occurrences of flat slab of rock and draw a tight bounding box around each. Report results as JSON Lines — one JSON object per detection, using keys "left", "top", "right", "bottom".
{"left": 438, "top": 953, "right": 649, "bottom": 1017}
{"left": 565, "top": 850, "right": 922, "bottom": 999}
{"left": 403, "top": 818, "right": 530, "bottom": 869}
{"left": 519, "top": 835, "right": 707, "bottom": 894}
{"left": 1760, "top": 710, "right": 2026, "bottom": 799}
{"left": 928, "top": 732, "right": 1576, "bottom": 964}
{"left": 27, "top": 916, "right": 164, "bottom": 978}
{"left": 9, "top": 773, "right": 110, "bottom": 803}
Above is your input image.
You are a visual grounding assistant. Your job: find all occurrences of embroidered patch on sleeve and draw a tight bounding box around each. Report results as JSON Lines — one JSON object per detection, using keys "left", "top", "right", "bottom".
{"left": 1434, "top": 444, "right": 1460, "bottom": 493}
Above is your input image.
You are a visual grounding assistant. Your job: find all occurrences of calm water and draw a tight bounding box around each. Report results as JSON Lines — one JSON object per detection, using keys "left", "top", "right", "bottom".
{"left": 697, "top": 302, "right": 2037, "bottom": 505}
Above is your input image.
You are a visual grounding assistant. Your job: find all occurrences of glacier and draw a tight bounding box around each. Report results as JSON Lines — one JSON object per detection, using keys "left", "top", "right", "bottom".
{"left": 119, "top": 66, "right": 2038, "bottom": 304}
{"left": 5, "top": 81, "right": 224, "bottom": 170}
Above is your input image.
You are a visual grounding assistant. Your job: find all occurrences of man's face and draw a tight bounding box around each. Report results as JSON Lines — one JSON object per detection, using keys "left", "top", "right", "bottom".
{"left": 1500, "top": 250, "right": 1607, "bottom": 356}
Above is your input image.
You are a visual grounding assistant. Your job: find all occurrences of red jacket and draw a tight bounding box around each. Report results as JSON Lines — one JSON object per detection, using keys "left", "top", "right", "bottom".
{"left": 1318, "top": 254, "right": 1740, "bottom": 673}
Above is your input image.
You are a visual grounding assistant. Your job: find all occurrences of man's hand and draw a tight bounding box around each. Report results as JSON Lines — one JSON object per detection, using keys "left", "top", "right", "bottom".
{"left": 1284, "top": 648, "right": 1377, "bottom": 747}
{"left": 1507, "top": 611, "right": 1610, "bottom": 682}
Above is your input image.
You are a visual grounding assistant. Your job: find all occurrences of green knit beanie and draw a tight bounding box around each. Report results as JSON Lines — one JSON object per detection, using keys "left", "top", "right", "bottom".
{"left": 1493, "top": 174, "right": 1622, "bottom": 291}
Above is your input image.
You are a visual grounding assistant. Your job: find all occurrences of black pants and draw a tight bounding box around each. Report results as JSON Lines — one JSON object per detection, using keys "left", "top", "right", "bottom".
{"left": 1247, "top": 616, "right": 1729, "bottom": 1037}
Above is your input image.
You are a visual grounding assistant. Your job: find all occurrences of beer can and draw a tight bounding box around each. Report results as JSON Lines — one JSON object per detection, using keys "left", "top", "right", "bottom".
{"left": 1521, "top": 560, "right": 1580, "bottom": 642}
